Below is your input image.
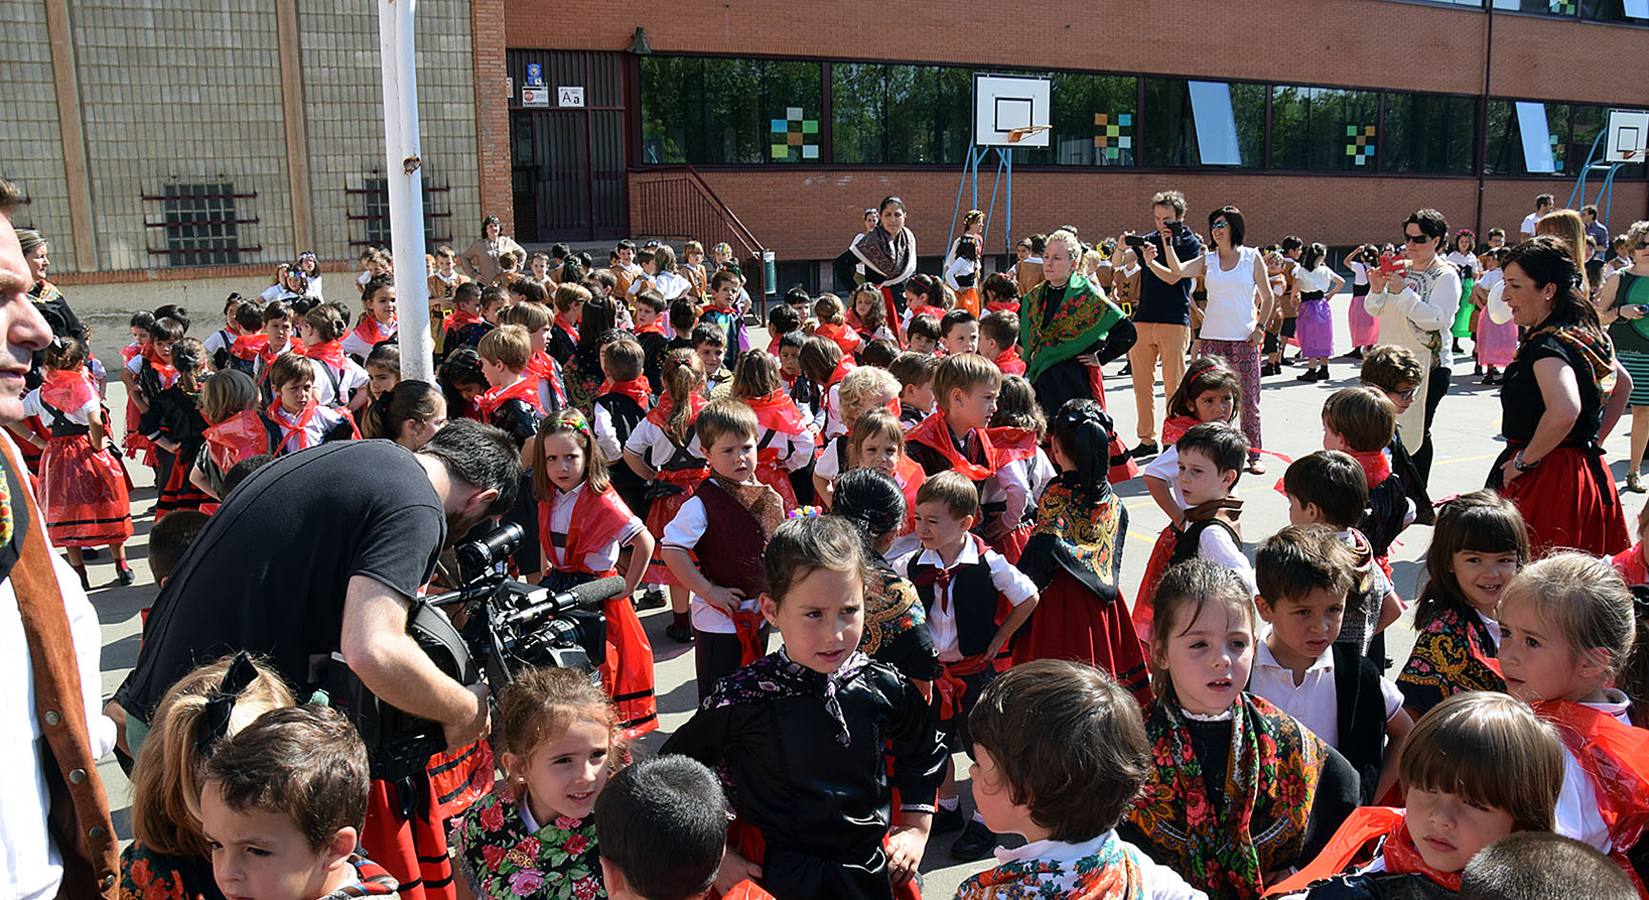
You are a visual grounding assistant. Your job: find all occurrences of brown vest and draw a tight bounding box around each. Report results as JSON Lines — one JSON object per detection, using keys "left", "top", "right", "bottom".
{"left": 0, "top": 435, "right": 119, "bottom": 897}
{"left": 693, "top": 480, "right": 769, "bottom": 599}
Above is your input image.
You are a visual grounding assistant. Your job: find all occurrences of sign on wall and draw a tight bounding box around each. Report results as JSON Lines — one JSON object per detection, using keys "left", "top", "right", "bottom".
{"left": 558, "top": 86, "right": 586, "bottom": 108}
{"left": 521, "top": 85, "right": 550, "bottom": 108}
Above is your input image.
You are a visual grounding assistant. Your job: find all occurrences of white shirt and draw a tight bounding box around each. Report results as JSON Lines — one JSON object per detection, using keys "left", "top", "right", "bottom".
{"left": 891, "top": 541, "right": 1036, "bottom": 662}
{"left": 308, "top": 357, "right": 369, "bottom": 408}
{"left": 1475, "top": 610, "right": 1501, "bottom": 651}
{"left": 1446, "top": 251, "right": 1481, "bottom": 280}
{"left": 202, "top": 327, "right": 235, "bottom": 361}
{"left": 1197, "top": 246, "right": 1262, "bottom": 341}
{"left": 637, "top": 270, "right": 691, "bottom": 301}
{"left": 984, "top": 831, "right": 1207, "bottom": 900}
{"left": 757, "top": 424, "right": 817, "bottom": 473}
{"left": 981, "top": 451, "right": 1056, "bottom": 533}
{"left": 944, "top": 256, "right": 979, "bottom": 291}
{"left": 592, "top": 401, "right": 625, "bottom": 464}
{"left": 1478, "top": 268, "right": 1504, "bottom": 293}
{"left": 1348, "top": 260, "right": 1370, "bottom": 287}
{"left": 1554, "top": 690, "right": 1633, "bottom": 853}
{"left": 1295, "top": 264, "right": 1338, "bottom": 295}
{"left": 623, "top": 416, "right": 706, "bottom": 470}
{"left": 269, "top": 404, "right": 350, "bottom": 453}
{"left": 660, "top": 496, "right": 760, "bottom": 634}
{"left": 1521, "top": 212, "right": 1540, "bottom": 237}
{"left": 813, "top": 437, "right": 848, "bottom": 481}
{"left": 1143, "top": 445, "right": 1186, "bottom": 511}
{"left": 1199, "top": 525, "right": 1257, "bottom": 597}
{"left": 21, "top": 389, "right": 96, "bottom": 426}
{"left": 1249, "top": 641, "right": 1403, "bottom": 748}
{"left": 340, "top": 319, "right": 397, "bottom": 361}
{"left": 543, "top": 483, "right": 644, "bottom": 574}
{"left": 0, "top": 444, "right": 116, "bottom": 898}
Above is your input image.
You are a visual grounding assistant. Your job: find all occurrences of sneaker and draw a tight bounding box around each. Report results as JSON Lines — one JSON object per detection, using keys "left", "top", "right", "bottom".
{"left": 1129, "top": 441, "right": 1160, "bottom": 460}
{"left": 950, "top": 820, "right": 1000, "bottom": 861}
{"left": 665, "top": 622, "right": 695, "bottom": 644}
{"left": 1629, "top": 472, "right": 1645, "bottom": 494}
{"left": 638, "top": 587, "right": 668, "bottom": 610}
{"left": 931, "top": 805, "right": 965, "bottom": 835}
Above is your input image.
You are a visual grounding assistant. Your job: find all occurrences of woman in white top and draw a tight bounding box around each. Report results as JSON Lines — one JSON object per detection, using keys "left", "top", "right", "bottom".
{"left": 630, "top": 243, "right": 692, "bottom": 301}
{"left": 1365, "top": 208, "right": 1462, "bottom": 486}
{"left": 1156, "top": 205, "right": 1276, "bottom": 472}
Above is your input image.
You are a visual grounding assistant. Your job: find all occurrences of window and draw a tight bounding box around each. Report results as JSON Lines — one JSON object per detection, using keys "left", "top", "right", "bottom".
{"left": 1139, "top": 78, "right": 1264, "bottom": 168}
{"left": 832, "top": 64, "right": 971, "bottom": 165}
{"left": 1013, "top": 72, "right": 1137, "bottom": 167}
{"left": 1270, "top": 86, "right": 1380, "bottom": 171}
{"left": 355, "top": 178, "right": 447, "bottom": 249}
{"left": 1383, "top": 93, "right": 1477, "bottom": 173}
{"left": 1493, "top": 0, "right": 1579, "bottom": 14}
{"left": 162, "top": 183, "right": 243, "bottom": 267}
{"left": 640, "top": 57, "right": 822, "bottom": 164}
{"left": 1582, "top": 0, "right": 1649, "bottom": 21}
{"left": 1486, "top": 100, "right": 1572, "bottom": 174}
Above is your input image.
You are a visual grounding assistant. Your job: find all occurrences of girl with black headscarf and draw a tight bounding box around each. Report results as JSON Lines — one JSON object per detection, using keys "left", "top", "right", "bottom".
{"left": 1012, "top": 399, "right": 1151, "bottom": 707}
{"left": 830, "top": 467, "right": 939, "bottom": 687}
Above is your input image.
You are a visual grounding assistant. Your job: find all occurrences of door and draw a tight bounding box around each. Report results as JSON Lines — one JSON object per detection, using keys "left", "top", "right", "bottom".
{"left": 508, "top": 50, "right": 627, "bottom": 243}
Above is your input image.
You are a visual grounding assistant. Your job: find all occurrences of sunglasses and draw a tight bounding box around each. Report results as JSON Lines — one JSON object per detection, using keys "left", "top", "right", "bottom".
{"left": 1403, "top": 232, "right": 1431, "bottom": 244}
{"left": 1636, "top": 241, "right": 1649, "bottom": 251}
{"left": 1211, "top": 221, "right": 1229, "bottom": 230}
{"left": 1362, "top": 379, "right": 1419, "bottom": 402}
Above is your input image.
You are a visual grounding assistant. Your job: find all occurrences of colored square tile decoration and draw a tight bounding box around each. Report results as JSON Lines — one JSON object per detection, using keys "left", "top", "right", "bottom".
{"left": 770, "top": 106, "right": 820, "bottom": 161}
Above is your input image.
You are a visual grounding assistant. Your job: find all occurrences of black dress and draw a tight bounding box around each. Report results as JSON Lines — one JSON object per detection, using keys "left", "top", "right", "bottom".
{"left": 660, "top": 650, "right": 946, "bottom": 900}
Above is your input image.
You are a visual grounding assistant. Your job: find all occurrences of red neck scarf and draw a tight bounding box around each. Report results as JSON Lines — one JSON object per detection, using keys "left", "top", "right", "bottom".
{"left": 266, "top": 400, "right": 318, "bottom": 454}
{"left": 985, "top": 299, "right": 1020, "bottom": 314}
{"left": 554, "top": 314, "right": 580, "bottom": 345}
{"left": 445, "top": 308, "right": 483, "bottom": 331}
{"left": 1613, "top": 542, "right": 1649, "bottom": 587}
{"left": 205, "top": 409, "right": 269, "bottom": 470}
{"left": 703, "top": 303, "right": 735, "bottom": 317}
{"left": 1162, "top": 414, "right": 1200, "bottom": 447}
{"left": 815, "top": 322, "right": 862, "bottom": 355}
{"left": 1270, "top": 807, "right": 1463, "bottom": 894}
{"left": 993, "top": 347, "right": 1026, "bottom": 376}
{"left": 40, "top": 368, "right": 95, "bottom": 414}
{"left": 230, "top": 333, "right": 269, "bottom": 361}
{"left": 1535, "top": 700, "right": 1649, "bottom": 855}
{"left": 476, "top": 377, "right": 544, "bottom": 418}
{"left": 634, "top": 320, "right": 664, "bottom": 336}
{"left": 525, "top": 350, "right": 567, "bottom": 403}
{"left": 743, "top": 390, "right": 806, "bottom": 436}
{"left": 646, "top": 390, "right": 707, "bottom": 430}
{"left": 302, "top": 340, "right": 345, "bottom": 369}
{"left": 826, "top": 356, "right": 856, "bottom": 389}
{"left": 1381, "top": 822, "right": 1464, "bottom": 892}
{"left": 599, "top": 378, "right": 652, "bottom": 410}
{"left": 122, "top": 342, "right": 144, "bottom": 363}
{"left": 1347, "top": 448, "right": 1392, "bottom": 490}
{"left": 906, "top": 411, "right": 995, "bottom": 481}
{"left": 354, "top": 314, "right": 395, "bottom": 344}
{"left": 143, "top": 346, "right": 177, "bottom": 383}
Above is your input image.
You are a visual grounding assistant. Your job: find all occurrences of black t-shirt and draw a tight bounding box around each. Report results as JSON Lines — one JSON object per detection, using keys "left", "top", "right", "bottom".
{"left": 115, "top": 440, "right": 447, "bottom": 721}
{"left": 1499, "top": 323, "right": 1607, "bottom": 445}
{"left": 1134, "top": 224, "right": 1203, "bottom": 325}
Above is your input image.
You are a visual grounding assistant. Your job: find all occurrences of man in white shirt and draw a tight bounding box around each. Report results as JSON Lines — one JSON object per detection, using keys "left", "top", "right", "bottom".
{"left": 1521, "top": 193, "right": 1554, "bottom": 239}
{"left": 0, "top": 177, "right": 120, "bottom": 898}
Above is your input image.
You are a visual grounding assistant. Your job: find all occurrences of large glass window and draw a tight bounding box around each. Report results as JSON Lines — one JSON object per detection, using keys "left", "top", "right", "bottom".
{"left": 1383, "top": 94, "right": 1477, "bottom": 173}
{"left": 1493, "top": 0, "right": 1579, "bottom": 14}
{"left": 1013, "top": 72, "right": 1137, "bottom": 167}
{"left": 1139, "top": 78, "right": 1264, "bottom": 168}
{"left": 1270, "top": 86, "right": 1381, "bottom": 171}
{"left": 1582, "top": 0, "right": 1649, "bottom": 21}
{"left": 1486, "top": 99, "right": 1572, "bottom": 175}
{"left": 831, "top": 64, "right": 971, "bottom": 165}
{"left": 640, "top": 57, "right": 822, "bottom": 164}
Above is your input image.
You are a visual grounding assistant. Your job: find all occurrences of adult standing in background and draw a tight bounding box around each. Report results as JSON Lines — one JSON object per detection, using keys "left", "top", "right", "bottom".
{"left": 1520, "top": 192, "right": 1554, "bottom": 240}
{"left": 833, "top": 206, "right": 878, "bottom": 291}
{"left": 1583, "top": 204, "right": 1611, "bottom": 256}
{"left": 460, "top": 214, "right": 525, "bottom": 285}
{"left": 1366, "top": 209, "right": 1461, "bottom": 487}
{"left": 0, "top": 179, "right": 119, "bottom": 899}
{"left": 1594, "top": 220, "right": 1649, "bottom": 493}
{"left": 851, "top": 196, "right": 917, "bottom": 343}
{"left": 1155, "top": 204, "right": 1275, "bottom": 473}
{"left": 1020, "top": 229, "right": 1136, "bottom": 420}
{"left": 16, "top": 229, "right": 86, "bottom": 389}
{"left": 1122, "top": 189, "right": 1202, "bottom": 459}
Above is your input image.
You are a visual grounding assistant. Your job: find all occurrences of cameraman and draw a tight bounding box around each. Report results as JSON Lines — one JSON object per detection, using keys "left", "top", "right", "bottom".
{"left": 1119, "top": 189, "right": 1202, "bottom": 459}
{"left": 110, "top": 419, "right": 520, "bottom": 900}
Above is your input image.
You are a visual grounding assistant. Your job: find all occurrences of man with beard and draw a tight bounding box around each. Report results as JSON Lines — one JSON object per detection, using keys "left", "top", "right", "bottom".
{"left": 111, "top": 418, "right": 519, "bottom": 900}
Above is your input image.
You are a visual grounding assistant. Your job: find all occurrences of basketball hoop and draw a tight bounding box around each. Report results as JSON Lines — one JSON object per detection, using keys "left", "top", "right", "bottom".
{"left": 1005, "top": 125, "right": 1052, "bottom": 145}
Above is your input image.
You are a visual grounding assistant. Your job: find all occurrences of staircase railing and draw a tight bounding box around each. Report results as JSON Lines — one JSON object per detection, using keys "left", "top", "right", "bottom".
{"left": 630, "top": 165, "right": 768, "bottom": 311}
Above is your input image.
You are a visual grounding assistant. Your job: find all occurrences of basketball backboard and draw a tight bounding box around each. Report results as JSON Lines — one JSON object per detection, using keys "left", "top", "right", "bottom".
{"left": 1607, "top": 109, "right": 1648, "bottom": 164}
{"left": 973, "top": 74, "right": 1051, "bottom": 148}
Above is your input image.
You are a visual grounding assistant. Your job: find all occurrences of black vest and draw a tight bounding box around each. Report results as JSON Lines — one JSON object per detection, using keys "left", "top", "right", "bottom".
{"left": 905, "top": 539, "right": 998, "bottom": 658}
{"left": 1170, "top": 517, "right": 1240, "bottom": 568}
{"left": 595, "top": 392, "right": 646, "bottom": 448}
{"left": 1330, "top": 642, "right": 1389, "bottom": 805}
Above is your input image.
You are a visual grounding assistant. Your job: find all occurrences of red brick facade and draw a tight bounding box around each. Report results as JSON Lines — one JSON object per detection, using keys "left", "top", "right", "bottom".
{"left": 471, "top": 0, "right": 513, "bottom": 231}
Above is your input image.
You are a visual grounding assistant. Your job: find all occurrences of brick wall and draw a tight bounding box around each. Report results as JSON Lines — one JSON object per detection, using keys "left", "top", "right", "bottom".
{"left": 470, "top": 0, "right": 513, "bottom": 230}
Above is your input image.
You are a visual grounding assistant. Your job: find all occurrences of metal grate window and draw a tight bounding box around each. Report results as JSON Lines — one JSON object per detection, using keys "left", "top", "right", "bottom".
{"left": 162, "top": 183, "right": 243, "bottom": 267}
{"left": 350, "top": 176, "right": 452, "bottom": 249}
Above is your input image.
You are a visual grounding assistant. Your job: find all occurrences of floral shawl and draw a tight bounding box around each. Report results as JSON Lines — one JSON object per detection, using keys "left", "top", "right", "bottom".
{"left": 1126, "top": 694, "right": 1327, "bottom": 899}
{"left": 451, "top": 790, "right": 604, "bottom": 900}
{"left": 859, "top": 561, "right": 929, "bottom": 662}
{"left": 1023, "top": 480, "right": 1124, "bottom": 599}
{"left": 1395, "top": 604, "right": 1504, "bottom": 718}
{"left": 1019, "top": 273, "right": 1127, "bottom": 383}
{"left": 851, "top": 226, "right": 916, "bottom": 285}
{"left": 956, "top": 832, "right": 1149, "bottom": 900}
{"left": 1522, "top": 314, "right": 1616, "bottom": 408}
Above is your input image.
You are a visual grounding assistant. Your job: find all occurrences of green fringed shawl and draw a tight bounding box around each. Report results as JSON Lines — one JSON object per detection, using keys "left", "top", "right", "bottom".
{"left": 1019, "top": 273, "right": 1126, "bottom": 383}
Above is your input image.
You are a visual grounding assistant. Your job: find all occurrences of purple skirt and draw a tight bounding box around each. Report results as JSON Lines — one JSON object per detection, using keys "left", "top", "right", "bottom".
{"left": 1296, "top": 296, "right": 1334, "bottom": 358}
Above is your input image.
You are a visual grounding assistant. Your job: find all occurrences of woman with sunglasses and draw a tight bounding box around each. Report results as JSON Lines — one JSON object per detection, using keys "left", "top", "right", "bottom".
{"left": 1595, "top": 220, "right": 1649, "bottom": 493}
{"left": 1154, "top": 204, "right": 1276, "bottom": 474}
{"left": 1365, "top": 208, "right": 1463, "bottom": 488}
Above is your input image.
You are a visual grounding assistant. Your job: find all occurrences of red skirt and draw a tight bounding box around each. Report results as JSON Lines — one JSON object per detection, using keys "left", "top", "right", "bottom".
{"left": 426, "top": 740, "right": 493, "bottom": 826}
{"left": 123, "top": 396, "right": 155, "bottom": 466}
{"left": 1496, "top": 444, "right": 1630, "bottom": 557}
{"left": 154, "top": 448, "right": 211, "bottom": 520}
{"left": 643, "top": 469, "right": 707, "bottom": 585}
{"left": 16, "top": 415, "right": 45, "bottom": 475}
{"left": 602, "top": 595, "right": 658, "bottom": 739}
{"left": 362, "top": 770, "right": 455, "bottom": 900}
{"left": 1132, "top": 526, "right": 1180, "bottom": 643}
{"left": 1013, "top": 570, "right": 1152, "bottom": 708}
{"left": 990, "top": 520, "right": 1034, "bottom": 565}
{"left": 38, "top": 435, "right": 133, "bottom": 547}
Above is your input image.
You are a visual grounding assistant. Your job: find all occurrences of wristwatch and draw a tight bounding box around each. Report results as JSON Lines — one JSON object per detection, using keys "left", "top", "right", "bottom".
{"left": 1512, "top": 451, "right": 1541, "bottom": 472}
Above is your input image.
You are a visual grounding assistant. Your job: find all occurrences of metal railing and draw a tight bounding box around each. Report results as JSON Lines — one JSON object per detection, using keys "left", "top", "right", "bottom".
{"left": 630, "top": 165, "right": 768, "bottom": 312}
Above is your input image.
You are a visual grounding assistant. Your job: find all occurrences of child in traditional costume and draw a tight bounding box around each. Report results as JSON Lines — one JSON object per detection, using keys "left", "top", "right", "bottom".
{"left": 730, "top": 350, "right": 814, "bottom": 511}
{"left": 15, "top": 339, "right": 133, "bottom": 588}
{"left": 813, "top": 293, "right": 863, "bottom": 358}
{"left": 1012, "top": 400, "right": 1149, "bottom": 707}
{"left": 1396, "top": 491, "right": 1527, "bottom": 719}
{"left": 1497, "top": 554, "right": 1649, "bottom": 889}
{"left": 147, "top": 337, "right": 214, "bottom": 519}
{"left": 1271, "top": 692, "right": 1564, "bottom": 899}
{"left": 262, "top": 353, "right": 358, "bottom": 457}
{"left": 905, "top": 355, "right": 1037, "bottom": 505}
{"left": 124, "top": 314, "right": 183, "bottom": 483}
{"left": 592, "top": 337, "right": 653, "bottom": 525}
{"left": 956, "top": 660, "right": 1204, "bottom": 900}
{"left": 1120, "top": 557, "right": 1361, "bottom": 900}
{"left": 847, "top": 284, "right": 896, "bottom": 347}
{"left": 982, "top": 375, "right": 1057, "bottom": 563}
{"left": 661, "top": 515, "right": 946, "bottom": 900}
{"left": 298, "top": 304, "right": 370, "bottom": 415}
{"left": 189, "top": 369, "right": 268, "bottom": 506}
{"left": 342, "top": 273, "right": 398, "bottom": 362}
{"left": 442, "top": 282, "right": 493, "bottom": 357}
{"left": 829, "top": 467, "right": 938, "bottom": 686}
{"left": 451, "top": 668, "right": 615, "bottom": 900}
{"left": 978, "top": 310, "right": 1026, "bottom": 378}
{"left": 841, "top": 411, "right": 925, "bottom": 541}
{"left": 813, "top": 365, "right": 899, "bottom": 507}
{"left": 1321, "top": 388, "right": 1412, "bottom": 573}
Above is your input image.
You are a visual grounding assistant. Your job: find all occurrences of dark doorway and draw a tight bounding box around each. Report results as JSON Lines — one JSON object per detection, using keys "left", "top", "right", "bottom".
{"left": 508, "top": 50, "right": 627, "bottom": 243}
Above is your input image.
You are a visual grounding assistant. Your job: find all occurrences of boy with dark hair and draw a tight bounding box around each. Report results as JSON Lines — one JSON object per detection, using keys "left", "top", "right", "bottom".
{"left": 690, "top": 323, "right": 733, "bottom": 398}
{"left": 893, "top": 470, "right": 1039, "bottom": 860}
{"left": 595, "top": 756, "right": 774, "bottom": 900}
{"left": 1459, "top": 833, "right": 1637, "bottom": 900}
{"left": 905, "top": 313, "right": 941, "bottom": 355}
{"left": 660, "top": 399, "right": 785, "bottom": 696}
{"left": 1138, "top": 421, "right": 1254, "bottom": 610}
{"left": 938, "top": 309, "right": 980, "bottom": 357}
{"left": 264, "top": 354, "right": 356, "bottom": 455}
{"left": 549, "top": 283, "right": 588, "bottom": 365}
{"left": 632, "top": 289, "right": 670, "bottom": 392}
{"left": 199, "top": 705, "right": 397, "bottom": 899}
{"left": 888, "top": 351, "right": 936, "bottom": 430}
{"left": 1359, "top": 344, "right": 1435, "bottom": 525}
{"left": 701, "top": 269, "right": 745, "bottom": 371}
{"left": 667, "top": 298, "right": 699, "bottom": 353}
{"left": 776, "top": 330, "right": 808, "bottom": 399}
{"left": 858, "top": 337, "right": 899, "bottom": 370}
{"left": 1321, "top": 386, "right": 1412, "bottom": 568}
{"left": 1251, "top": 525, "right": 1414, "bottom": 804}
{"left": 149, "top": 509, "right": 209, "bottom": 588}
{"left": 956, "top": 660, "right": 1202, "bottom": 898}
{"left": 977, "top": 311, "right": 1024, "bottom": 376}
{"left": 596, "top": 337, "right": 653, "bottom": 526}
{"left": 1283, "top": 450, "right": 1404, "bottom": 660}
{"left": 443, "top": 281, "right": 491, "bottom": 356}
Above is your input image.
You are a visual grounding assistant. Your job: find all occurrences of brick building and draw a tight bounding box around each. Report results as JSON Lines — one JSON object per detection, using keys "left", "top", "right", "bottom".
{"left": 4, "top": 0, "right": 1648, "bottom": 290}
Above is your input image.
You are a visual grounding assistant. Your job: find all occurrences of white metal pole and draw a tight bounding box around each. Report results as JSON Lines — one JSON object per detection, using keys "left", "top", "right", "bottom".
{"left": 378, "top": 0, "right": 435, "bottom": 382}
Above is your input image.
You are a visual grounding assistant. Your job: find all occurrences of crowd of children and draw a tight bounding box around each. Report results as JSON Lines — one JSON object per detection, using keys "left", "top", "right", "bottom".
{"left": 38, "top": 226, "right": 1645, "bottom": 900}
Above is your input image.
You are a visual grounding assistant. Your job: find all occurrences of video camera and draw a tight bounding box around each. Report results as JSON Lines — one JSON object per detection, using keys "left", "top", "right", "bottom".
{"left": 331, "top": 522, "right": 624, "bottom": 779}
